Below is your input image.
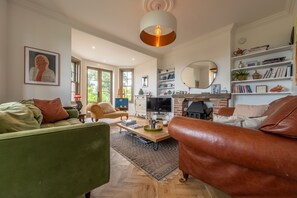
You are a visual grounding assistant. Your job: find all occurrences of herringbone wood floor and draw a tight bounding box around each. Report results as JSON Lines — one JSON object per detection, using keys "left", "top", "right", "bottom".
{"left": 77, "top": 119, "right": 231, "bottom": 198}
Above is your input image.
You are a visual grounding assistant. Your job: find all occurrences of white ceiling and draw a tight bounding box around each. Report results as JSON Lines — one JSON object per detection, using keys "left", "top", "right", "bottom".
{"left": 25, "top": 0, "right": 293, "bottom": 66}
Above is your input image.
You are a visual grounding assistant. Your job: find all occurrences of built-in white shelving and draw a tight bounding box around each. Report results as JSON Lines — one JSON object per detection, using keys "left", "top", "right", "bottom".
{"left": 230, "top": 44, "right": 295, "bottom": 105}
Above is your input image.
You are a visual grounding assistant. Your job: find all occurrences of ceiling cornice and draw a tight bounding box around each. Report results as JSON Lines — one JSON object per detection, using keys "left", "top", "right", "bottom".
{"left": 10, "top": 0, "right": 160, "bottom": 59}
{"left": 236, "top": 0, "right": 296, "bottom": 33}
{"left": 163, "top": 23, "right": 234, "bottom": 58}
{"left": 9, "top": 0, "right": 70, "bottom": 24}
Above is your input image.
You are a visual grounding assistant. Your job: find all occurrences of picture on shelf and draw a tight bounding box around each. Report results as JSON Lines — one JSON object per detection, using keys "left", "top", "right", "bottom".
{"left": 211, "top": 84, "right": 221, "bottom": 94}
{"left": 246, "top": 60, "right": 258, "bottom": 67}
{"left": 256, "top": 85, "right": 268, "bottom": 93}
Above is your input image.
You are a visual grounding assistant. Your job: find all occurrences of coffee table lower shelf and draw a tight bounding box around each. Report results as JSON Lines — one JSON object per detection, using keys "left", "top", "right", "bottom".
{"left": 117, "top": 122, "right": 170, "bottom": 151}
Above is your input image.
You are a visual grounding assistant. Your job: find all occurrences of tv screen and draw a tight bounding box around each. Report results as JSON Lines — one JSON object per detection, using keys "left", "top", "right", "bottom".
{"left": 146, "top": 97, "right": 172, "bottom": 112}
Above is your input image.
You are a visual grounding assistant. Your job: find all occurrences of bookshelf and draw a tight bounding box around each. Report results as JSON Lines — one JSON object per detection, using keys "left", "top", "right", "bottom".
{"left": 230, "top": 44, "right": 295, "bottom": 104}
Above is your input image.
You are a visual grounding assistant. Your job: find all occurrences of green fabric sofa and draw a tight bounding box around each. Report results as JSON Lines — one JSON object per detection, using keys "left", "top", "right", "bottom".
{"left": 0, "top": 102, "right": 110, "bottom": 198}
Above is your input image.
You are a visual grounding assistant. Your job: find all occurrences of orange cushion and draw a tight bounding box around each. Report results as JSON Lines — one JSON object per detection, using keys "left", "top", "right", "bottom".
{"left": 33, "top": 98, "right": 69, "bottom": 123}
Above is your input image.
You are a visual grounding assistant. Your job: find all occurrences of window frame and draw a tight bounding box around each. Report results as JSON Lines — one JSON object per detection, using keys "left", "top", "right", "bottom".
{"left": 86, "top": 66, "right": 113, "bottom": 104}
{"left": 71, "top": 57, "right": 81, "bottom": 103}
{"left": 119, "top": 68, "right": 134, "bottom": 103}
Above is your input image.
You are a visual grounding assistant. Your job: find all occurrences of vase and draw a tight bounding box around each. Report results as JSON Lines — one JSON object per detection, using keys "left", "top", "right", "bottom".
{"left": 138, "top": 89, "right": 144, "bottom": 95}
{"left": 252, "top": 70, "right": 261, "bottom": 79}
{"left": 238, "top": 61, "right": 245, "bottom": 68}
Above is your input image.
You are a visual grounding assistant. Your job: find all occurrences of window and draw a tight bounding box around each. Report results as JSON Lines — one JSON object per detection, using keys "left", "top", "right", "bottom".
{"left": 87, "top": 67, "right": 113, "bottom": 104}
{"left": 120, "top": 69, "right": 134, "bottom": 102}
{"left": 71, "top": 57, "right": 81, "bottom": 103}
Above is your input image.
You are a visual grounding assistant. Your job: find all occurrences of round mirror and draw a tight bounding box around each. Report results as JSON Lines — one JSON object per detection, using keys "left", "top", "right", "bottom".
{"left": 181, "top": 61, "right": 218, "bottom": 89}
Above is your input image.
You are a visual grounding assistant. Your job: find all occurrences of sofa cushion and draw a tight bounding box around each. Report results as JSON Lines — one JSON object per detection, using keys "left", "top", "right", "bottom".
{"left": 41, "top": 118, "right": 81, "bottom": 128}
{"left": 20, "top": 99, "right": 43, "bottom": 124}
{"left": 33, "top": 98, "right": 69, "bottom": 123}
{"left": 233, "top": 104, "right": 269, "bottom": 117}
{"left": 99, "top": 102, "right": 116, "bottom": 114}
{"left": 259, "top": 96, "right": 297, "bottom": 137}
{"left": 0, "top": 102, "right": 40, "bottom": 133}
{"left": 213, "top": 114, "right": 267, "bottom": 129}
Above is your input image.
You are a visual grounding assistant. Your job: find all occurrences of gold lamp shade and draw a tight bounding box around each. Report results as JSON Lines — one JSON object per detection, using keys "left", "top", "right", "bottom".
{"left": 140, "top": 10, "right": 177, "bottom": 47}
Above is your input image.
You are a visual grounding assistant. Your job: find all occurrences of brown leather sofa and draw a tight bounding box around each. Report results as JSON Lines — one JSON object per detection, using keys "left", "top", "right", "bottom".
{"left": 168, "top": 96, "right": 297, "bottom": 198}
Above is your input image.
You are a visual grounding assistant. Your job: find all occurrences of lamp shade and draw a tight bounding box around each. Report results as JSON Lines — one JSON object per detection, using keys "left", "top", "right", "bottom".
{"left": 140, "top": 10, "right": 177, "bottom": 47}
{"left": 74, "top": 93, "right": 81, "bottom": 99}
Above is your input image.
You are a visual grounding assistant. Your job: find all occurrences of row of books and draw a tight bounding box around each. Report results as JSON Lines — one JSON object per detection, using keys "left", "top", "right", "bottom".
{"left": 232, "top": 85, "right": 252, "bottom": 93}
{"left": 262, "top": 65, "right": 292, "bottom": 79}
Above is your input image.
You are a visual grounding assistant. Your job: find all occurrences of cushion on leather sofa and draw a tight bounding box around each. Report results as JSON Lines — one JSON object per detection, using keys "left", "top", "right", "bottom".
{"left": 259, "top": 96, "right": 297, "bottom": 138}
{"left": 233, "top": 104, "right": 269, "bottom": 117}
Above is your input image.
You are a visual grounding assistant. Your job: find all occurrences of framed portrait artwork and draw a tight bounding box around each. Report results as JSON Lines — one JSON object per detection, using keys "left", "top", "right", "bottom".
{"left": 24, "top": 46, "right": 60, "bottom": 86}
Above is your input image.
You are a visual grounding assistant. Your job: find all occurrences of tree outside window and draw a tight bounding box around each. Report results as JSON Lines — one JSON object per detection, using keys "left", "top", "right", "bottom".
{"left": 120, "top": 69, "right": 134, "bottom": 103}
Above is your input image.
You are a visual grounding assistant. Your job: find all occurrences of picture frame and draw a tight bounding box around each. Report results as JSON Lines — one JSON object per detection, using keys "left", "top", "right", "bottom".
{"left": 246, "top": 60, "right": 258, "bottom": 67}
{"left": 211, "top": 84, "right": 221, "bottom": 94}
{"left": 24, "top": 46, "right": 60, "bottom": 86}
{"left": 256, "top": 85, "right": 268, "bottom": 93}
{"left": 142, "top": 75, "right": 148, "bottom": 87}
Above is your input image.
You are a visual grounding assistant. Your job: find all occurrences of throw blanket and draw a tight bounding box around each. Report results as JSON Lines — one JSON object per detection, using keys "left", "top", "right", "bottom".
{"left": 0, "top": 102, "right": 40, "bottom": 134}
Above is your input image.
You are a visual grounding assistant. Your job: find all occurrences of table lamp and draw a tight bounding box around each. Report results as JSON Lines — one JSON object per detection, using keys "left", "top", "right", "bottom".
{"left": 74, "top": 93, "right": 83, "bottom": 114}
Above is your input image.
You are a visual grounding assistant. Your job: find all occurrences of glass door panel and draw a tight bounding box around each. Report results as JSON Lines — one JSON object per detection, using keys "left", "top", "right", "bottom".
{"left": 87, "top": 68, "right": 99, "bottom": 103}
{"left": 87, "top": 67, "right": 112, "bottom": 104}
{"left": 101, "top": 71, "right": 112, "bottom": 103}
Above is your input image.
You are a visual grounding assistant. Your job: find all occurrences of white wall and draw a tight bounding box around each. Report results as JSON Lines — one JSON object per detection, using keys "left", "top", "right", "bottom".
{"left": 129, "top": 59, "right": 157, "bottom": 115}
{"left": 134, "top": 59, "right": 158, "bottom": 96}
{"left": 6, "top": 1, "right": 72, "bottom": 105}
{"left": 81, "top": 59, "right": 119, "bottom": 113}
{"left": 0, "top": 0, "right": 7, "bottom": 102}
{"left": 160, "top": 25, "right": 232, "bottom": 94}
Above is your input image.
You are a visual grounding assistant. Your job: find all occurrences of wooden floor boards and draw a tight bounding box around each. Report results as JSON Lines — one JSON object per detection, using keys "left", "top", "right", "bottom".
{"left": 76, "top": 119, "right": 230, "bottom": 198}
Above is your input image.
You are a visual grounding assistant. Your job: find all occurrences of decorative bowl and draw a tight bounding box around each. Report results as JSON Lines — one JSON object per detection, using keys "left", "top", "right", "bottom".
{"left": 143, "top": 125, "right": 163, "bottom": 132}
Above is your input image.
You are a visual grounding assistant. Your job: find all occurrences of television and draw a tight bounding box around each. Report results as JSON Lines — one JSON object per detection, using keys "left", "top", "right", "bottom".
{"left": 146, "top": 97, "right": 172, "bottom": 113}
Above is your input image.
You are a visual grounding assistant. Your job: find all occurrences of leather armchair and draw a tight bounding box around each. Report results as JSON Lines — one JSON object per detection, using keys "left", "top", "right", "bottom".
{"left": 168, "top": 96, "right": 297, "bottom": 198}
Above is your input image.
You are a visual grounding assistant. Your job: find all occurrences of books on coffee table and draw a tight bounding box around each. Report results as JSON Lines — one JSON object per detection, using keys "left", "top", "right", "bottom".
{"left": 129, "top": 124, "right": 143, "bottom": 129}
{"left": 121, "top": 119, "right": 136, "bottom": 126}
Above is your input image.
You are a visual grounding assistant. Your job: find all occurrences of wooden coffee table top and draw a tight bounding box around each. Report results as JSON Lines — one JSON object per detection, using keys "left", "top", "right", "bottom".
{"left": 116, "top": 120, "right": 170, "bottom": 143}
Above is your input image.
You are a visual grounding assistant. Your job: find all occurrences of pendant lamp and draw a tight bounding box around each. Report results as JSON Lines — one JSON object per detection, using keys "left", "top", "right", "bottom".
{"left": 140, "top": 1, "right": 177, "bottom": 47}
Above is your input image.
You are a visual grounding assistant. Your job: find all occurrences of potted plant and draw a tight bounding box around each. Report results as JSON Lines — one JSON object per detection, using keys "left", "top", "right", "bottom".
{"left": 232, "top": 69, "right": 249, "bottom": 81}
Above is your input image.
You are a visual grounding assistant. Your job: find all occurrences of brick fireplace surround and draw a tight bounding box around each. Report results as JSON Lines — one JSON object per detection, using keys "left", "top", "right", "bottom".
{"left": 172, "top": 93, "right": 232, "bottom": 117}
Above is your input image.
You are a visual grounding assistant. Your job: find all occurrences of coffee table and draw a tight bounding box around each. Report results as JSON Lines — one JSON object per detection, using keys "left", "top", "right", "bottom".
{"left": 116, "top": 120, "right": 170, "bottom": 151}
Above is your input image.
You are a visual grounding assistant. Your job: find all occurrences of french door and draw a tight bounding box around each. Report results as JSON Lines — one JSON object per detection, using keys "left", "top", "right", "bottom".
{"left": 87, "top": 67, "right": 113, "bottom": 104}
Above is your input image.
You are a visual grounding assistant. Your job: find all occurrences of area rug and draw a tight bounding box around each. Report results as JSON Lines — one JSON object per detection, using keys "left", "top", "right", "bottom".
{"left": 110, "top": 132, "right": 178, "bottom": 181}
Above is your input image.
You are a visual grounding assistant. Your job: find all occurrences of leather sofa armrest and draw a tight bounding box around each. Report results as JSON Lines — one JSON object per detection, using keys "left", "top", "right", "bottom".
{"left": 168, "top": 116, "right": 297, "bottom": 181}
{"left": 86, "top": 103, "right": 104, "bottom": 119}
{"left": 217, "top": 107, "right": 235, "bottom": 116}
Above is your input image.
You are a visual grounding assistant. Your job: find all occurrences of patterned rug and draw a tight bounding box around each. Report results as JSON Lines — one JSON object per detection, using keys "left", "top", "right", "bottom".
{"left": 110, "top": 132, "right": 178, "bottom": 181}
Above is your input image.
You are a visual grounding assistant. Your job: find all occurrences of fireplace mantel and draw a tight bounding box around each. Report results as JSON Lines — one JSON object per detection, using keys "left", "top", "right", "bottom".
{"left": 172, "top": 93, "right": 231, "bottom": 117}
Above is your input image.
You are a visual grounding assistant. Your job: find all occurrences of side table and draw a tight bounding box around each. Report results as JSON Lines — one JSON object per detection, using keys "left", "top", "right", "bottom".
{"left": 78, "top": 114, "right": 86, "bottom": 123}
